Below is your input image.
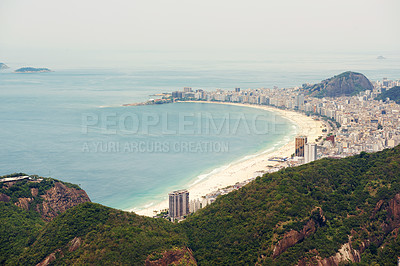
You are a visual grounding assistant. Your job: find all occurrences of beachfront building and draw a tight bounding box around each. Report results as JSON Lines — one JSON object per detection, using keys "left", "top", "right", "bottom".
{"left": 295, "top": 136, "right": 308, "bottom": 157}
{"left": 168, "top": 189, "right": 189, "bottom": 220}
{"left": 304, "top": 143, "right": 317, "bottom": 163}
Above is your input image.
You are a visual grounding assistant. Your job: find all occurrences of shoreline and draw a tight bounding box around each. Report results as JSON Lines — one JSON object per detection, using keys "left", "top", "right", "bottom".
{"left": 133, "top": 101, "right": 325, "bottom": 217}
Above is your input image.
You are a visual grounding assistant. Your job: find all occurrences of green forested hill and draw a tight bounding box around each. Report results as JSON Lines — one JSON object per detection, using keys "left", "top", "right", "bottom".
{"left": 376, "top": 86, "right": 400, "bottom": 104}
{"left": 183, "top": 147, "right": 400, "bottom": 265}
{"left": 13, "top": 203, "right": 189, "bottom": 265}
{"left": 0, "top": 202, "right": 44, "bottom": 265}
{"left": 2, "top": 146, "right": 400, "bottom": 265}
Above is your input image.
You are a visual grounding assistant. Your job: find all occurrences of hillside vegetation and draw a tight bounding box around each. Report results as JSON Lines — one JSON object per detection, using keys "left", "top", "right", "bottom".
{"left": 376, "top": 86, "right": 400, "bottom": 104}
{"left": 14, "top": 203, "right": 189, "bottom": 265}
{"left": 1, "top": 146, "right": 400, "bottom": 265}
{"left": 183, "top": 146, "right": 400, "bottom": 265}
{"left": 304, "top": 71, "right": 373, "bottom": 98}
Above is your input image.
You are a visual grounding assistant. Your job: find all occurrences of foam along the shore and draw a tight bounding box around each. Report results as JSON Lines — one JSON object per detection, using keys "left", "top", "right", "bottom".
{"left": 133, "top": 102, "right": 325, "bottom": 217}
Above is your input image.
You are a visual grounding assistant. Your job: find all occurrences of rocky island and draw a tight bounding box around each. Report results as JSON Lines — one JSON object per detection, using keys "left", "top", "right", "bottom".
{"left": 15, "top": 67, "right": 52, "bottom": 73}
{"left": 0, "top": 63, "right": 9, "bottom": 70}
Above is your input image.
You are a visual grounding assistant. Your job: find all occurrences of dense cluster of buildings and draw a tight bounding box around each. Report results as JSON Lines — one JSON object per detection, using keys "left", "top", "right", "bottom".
{"left": 167, "top": 178, "right": 257, "bottom": 221}
{"left": 171, "top": 78, "right": 400, "bottom": 158}
{"left": 166, "top": 77, "right": 400, "bottom": 220}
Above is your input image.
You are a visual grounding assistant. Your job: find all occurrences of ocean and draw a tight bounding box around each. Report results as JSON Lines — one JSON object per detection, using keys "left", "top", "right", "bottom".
{"left": 1, "top": 54, "right": 399, "bottom": 210}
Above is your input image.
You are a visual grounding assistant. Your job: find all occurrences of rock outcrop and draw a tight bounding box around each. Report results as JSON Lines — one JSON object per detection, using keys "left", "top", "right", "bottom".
{"left": 15, "top": 197, "right": 34, "bottom": 211}
{"left": 37, "top": 182, "right": 90, "bottom": 221}
{"left": 386, "top": 193, "right": 400, "bottom": 233}
{"left": 297, "top": 241, "right": 361, "bottom": 266}
{"left": 68, "top": 237, "right": 82, "bottom": 252}
{"left": 31, "top": 187, "right": 39, "bottom": 197}
{"left": 145, "top": 248, "right": 197, "bottom": 266}
{"left": 297, "top": 194, "right": 400, "bottom": 265}
{"left": 321, "top": 242, "right": 361, "bottom": 265}
{"left": 36, "top": 237, "right": 82, "bottom": 266}
{"left": 0, "top": 193, "right": 10, "bottom": 202}
{"left": 36, "top": 249, "right": 63, "bottom": 266}
{"left": 3, "top": 179, "right": 90, "bottom": 221}
{"left": 273, "top": 219, "right": 317, "bottom": 258}
{"left": 273, "top": 208, "right": 326, "bottom": 258}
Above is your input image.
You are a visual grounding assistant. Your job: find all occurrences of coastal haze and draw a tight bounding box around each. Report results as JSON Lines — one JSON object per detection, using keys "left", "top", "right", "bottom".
{"left": 0, "top": 0, "right": 399, "bottom": 68}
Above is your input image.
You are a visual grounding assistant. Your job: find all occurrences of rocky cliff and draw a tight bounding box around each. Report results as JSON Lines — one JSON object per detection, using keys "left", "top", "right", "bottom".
{"left": 37, "top": 182, "right": 90, "bottom": 221}
{"left": 297, "top": 241, "right": 361, "bottom": 266}
{"left": 0, "top": 177, "right": 90, "bottom": 221}
{"left": 145, "top": 248, "right": 197, "bottom": 266}
{"left": 272, "top": 207, "right": 326, "bottom": 258}
{"left": 304, "top": 71, "right": 373, "bottom": 98}
{"left": 294, "top": 193, "right": 400, "bottom": 265}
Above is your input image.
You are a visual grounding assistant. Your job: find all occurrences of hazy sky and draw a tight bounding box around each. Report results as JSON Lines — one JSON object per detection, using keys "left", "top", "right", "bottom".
{"left": 0, "top": 0, "right": 399, "bottom": 67}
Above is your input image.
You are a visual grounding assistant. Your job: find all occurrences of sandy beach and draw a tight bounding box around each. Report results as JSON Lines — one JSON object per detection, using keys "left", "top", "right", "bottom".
{"left": 134, "top": 102, "right": 325, "bottom": 217}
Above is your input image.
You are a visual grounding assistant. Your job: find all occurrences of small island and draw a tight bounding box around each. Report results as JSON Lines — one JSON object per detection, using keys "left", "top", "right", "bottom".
{"left": 15, "top": 67, "right": 52, "bottom": 73}
{"left": 0, "top": 63, "right": 9, "bottom": 70}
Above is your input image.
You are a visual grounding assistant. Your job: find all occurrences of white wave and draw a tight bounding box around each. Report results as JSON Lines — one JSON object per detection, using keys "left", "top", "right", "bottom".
{"left": 189, "top": 163, "right": 232, "bottom": 186}
{"left": 143, "top": 202, "right": 154, "bottom": 208}
{"left": 127, "top": 201, "right": 155, "bottom": 213}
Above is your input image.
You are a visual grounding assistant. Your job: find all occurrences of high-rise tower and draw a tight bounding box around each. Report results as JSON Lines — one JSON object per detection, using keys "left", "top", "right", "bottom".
{"left": 295, "top": 136, "right": 307, "bottom": 157}
{"left": 168, "top": 189, "right": 189, "bottom": 220}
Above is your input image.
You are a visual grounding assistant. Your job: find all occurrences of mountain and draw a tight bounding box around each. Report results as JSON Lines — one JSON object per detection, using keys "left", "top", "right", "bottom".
{"left": 376, "top": 86, "right": 400, "bottom": 104}
{"left": 0, "top": 63, "right": 9, "bottom": 69}
{"left": 0, "top": 175, "right": 90, "bottom": 265}
{"left": 183, "top": 147, "right": 400, "bottom": 265}
{"left": 0, "top": 175, "right": 193, "bottom": 266}
{"left": 15, "top": 67, "right": 51, "bottom": 73}
{"left": 2, "top": 145, "right": 400, "bottom": 265}
{"left": 14, "top": 203, "right": 194, "bottom": 266}
{"left": 304, "top": 71, "right": 374, "bottom": 98}
{"left": 0, "top": 174, "right": 90, "bottom": 221}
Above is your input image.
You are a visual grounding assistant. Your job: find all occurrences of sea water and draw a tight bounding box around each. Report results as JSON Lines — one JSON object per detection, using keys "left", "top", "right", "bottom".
{"left": 1, "top": 54, "right": 399, "bottom": 210}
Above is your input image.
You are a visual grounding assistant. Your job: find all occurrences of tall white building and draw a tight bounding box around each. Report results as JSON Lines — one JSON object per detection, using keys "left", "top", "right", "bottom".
{"left": 304, "top": 143, "right": 317, "bottom": 163}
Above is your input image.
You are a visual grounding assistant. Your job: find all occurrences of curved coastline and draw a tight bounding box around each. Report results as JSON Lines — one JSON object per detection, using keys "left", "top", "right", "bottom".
{"left": 133, "top": 101, "right": 324, "bottom": 216}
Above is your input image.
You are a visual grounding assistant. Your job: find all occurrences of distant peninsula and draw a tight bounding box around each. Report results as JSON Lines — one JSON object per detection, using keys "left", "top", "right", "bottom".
{"left": 0, "top": 63, "right": 9, "bottom": 70}
{"left": 15, "top": 67, "right": 51, "bottom": 73}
